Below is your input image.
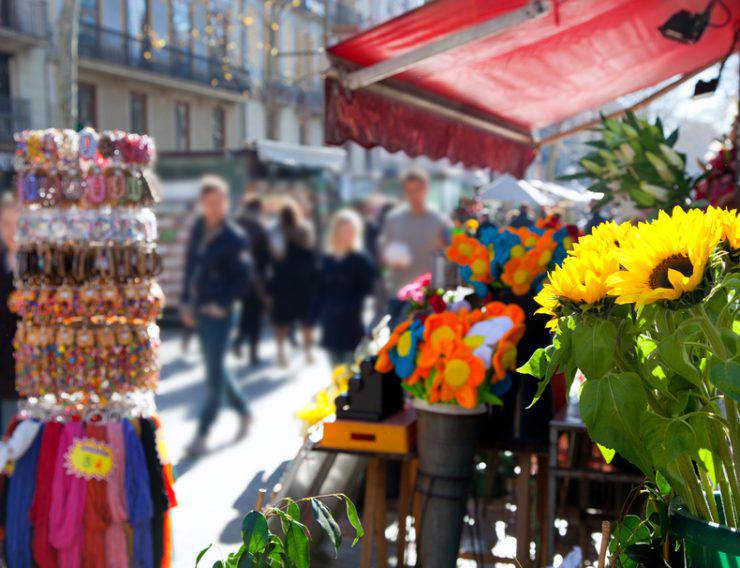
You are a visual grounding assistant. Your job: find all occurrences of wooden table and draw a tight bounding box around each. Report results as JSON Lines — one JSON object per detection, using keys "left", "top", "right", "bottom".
{"left": 314, "top": 408, "right": 418, "bottom": 568}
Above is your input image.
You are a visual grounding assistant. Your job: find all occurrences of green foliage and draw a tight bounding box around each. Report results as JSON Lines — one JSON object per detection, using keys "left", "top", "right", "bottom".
{"left": 519, "top": 249, "right": 740, "bottom": 528}
{"left": 196, "top": 494, "right": 363, "bottom": 567}
{"left": 560, "top": 111, "right": 697, "bottom": 211}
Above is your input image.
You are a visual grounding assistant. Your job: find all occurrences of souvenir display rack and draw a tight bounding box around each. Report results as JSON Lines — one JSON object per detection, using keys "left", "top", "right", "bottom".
{"left": 0, "top": 128, "right": 176, "bottom": 568}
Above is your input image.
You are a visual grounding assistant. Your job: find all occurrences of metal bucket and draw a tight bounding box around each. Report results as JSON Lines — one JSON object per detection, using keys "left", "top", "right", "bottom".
{"left": 414, "top": 400, "right": 484, "bottom": 568}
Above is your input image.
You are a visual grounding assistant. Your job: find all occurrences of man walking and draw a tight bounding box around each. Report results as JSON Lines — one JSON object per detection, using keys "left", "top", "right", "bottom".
{"left": 181, "top": 176, "right": 252, "bottom": 458}
{"left": 379, "top": 167, "right": 450, "bottom": 324}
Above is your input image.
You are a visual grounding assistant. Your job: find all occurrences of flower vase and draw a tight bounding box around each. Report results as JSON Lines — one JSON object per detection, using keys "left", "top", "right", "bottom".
{"left": 669, "top": 494, "right": 740, "bottom": 567}
{"left": 413, "top": 399, "right": 485, "bottom": 568}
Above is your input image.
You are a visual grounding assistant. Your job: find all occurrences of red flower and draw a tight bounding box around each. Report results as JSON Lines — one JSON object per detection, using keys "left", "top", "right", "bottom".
{"left": 429, "top": 294, "right": 447, "bottom": 314}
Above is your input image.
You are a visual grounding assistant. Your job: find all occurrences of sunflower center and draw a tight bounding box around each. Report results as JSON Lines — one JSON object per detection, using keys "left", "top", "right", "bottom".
{"left": 445, "top": 359, "right": 470, "bottom": 387}
{"left": 648, "top": 254, "right": 693, "bottom": 289}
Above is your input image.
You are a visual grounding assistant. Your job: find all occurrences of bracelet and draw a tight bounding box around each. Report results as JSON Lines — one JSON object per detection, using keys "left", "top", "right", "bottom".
{"left": 16, "top": 244, "right": 162, "bottom": 284}
{"left": 17, "top": 207, "right": 157, "bottom": 245}
{"left": 14, "top": 322, "right": 160, "bottom": 398}
{"left": 15, "top": 127, "right": 155, "bottom": 172}
{"left": 10, "top": 281, "right": 164, "bottom": 324}
{"left": 15, "top": 170, "right": 158, "bottom": 208}
{"left": 18, "top": 390, "right": 157, "bottom": 422}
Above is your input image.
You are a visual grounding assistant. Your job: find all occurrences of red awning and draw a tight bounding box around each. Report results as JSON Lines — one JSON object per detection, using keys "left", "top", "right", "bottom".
{"left": 325, "top": 0, "right": 739, "bottom": 176}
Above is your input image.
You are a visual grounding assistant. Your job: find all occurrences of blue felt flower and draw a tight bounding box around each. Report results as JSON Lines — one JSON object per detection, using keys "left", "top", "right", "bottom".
{"left": 493, "top": 230, "right": 521, "bottom": 266}
{"left": 389, "top": 319, "right": 423, "bottom": 379}
{"left": 491, "top": 374, "right": 513, "bottom": 397}
{"left": 477, "top": 226, "right": 498, "bottom": 248}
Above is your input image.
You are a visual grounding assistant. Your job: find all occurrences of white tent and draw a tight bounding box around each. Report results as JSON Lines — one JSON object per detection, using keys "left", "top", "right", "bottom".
{"left": 479, "top": 174, "right": 553, "bottom": 206}
{"left": 525, "top": 179, "right": 601, "bottom": 203}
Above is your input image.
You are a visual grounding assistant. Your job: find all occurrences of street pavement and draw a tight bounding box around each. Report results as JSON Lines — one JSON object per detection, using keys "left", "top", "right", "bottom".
{"left": 157, "top": 327, "right": 331, "bottom": 567}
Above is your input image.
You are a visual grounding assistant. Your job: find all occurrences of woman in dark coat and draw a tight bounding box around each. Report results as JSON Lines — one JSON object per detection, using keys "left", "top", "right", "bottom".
{"left": 270, "top": 199, "right": 318, "bottom": 367}
{"left": 310, "top": 209, "right": 377, "bottom": 367}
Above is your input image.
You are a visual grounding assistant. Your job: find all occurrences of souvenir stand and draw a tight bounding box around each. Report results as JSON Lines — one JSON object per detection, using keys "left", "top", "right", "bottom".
{"left": 0, "top": 128, "right": 176, "bottom": 567}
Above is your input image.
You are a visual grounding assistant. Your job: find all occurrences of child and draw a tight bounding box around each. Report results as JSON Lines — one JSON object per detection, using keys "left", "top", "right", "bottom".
{"left": 311, "top": 209, "right": 377, "bottom": 367}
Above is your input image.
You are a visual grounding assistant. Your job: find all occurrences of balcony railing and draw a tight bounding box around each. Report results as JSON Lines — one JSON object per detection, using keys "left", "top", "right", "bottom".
{"left": 0, "top": 96, "right": 30, "bottom": 141}
{"left": 0, "top": 0, "right": 47, "bottom": 38}
{"left": 78, "top": 23, "right": 251, "bottom": 94}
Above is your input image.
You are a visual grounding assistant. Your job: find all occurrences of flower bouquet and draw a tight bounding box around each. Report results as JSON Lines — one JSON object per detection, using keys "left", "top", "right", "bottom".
{"left": 446, "top": 221, "right": 580, "bottom": 298}
{"left": 375, "top": 299, "right": 525, "bottom": 566}
{"left": 520, "top": 207, "right": 740, "bottom": 564}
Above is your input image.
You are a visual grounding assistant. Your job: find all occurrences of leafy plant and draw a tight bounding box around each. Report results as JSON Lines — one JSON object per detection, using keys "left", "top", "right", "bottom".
{"left": 520, "top": 208, "right": 740, "bottom": 527}
{"left": 196, "top": 494, "right": 363, "bottom": 567}
{"left": 560, "top": 111, "right": 697, "bottom": 211}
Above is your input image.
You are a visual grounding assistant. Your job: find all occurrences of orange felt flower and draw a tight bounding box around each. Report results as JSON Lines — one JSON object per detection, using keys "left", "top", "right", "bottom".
{"left": 525, "top": 233, "right": 557, "bottom": 268}
{"left": 446, "top": 233, "right": 489, "bottom": 267}
{"left": 493, "top": 340, "right": 519, "bottom": 381}
{"left": 468, "top": 248, "right": 492, "bottom": 282}
{"left": 436, "top": 344, "right": 485, "bottom": 408}
{"left": 375, "top": 319, "right": 412, "bottom": 373}
{"left": 510, "top": 227, "right": 541, "bottom": 249}
{"left": 501, "top": 256, "right": 545, "bottom": 296}
{"left": 423, "top": 312, "right": 468, "bottom": 351}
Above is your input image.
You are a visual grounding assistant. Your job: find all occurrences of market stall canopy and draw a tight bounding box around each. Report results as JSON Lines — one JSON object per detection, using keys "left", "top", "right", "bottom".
{"left": 253, "top": 139, "right": 347, "bottom": 172}
{"left": 326, "top": 0, "right": 739, "bottom": 176}
{"left": 479, "top": 174, "right": 553, "bottom": 206}
{"left": 526, "top": 179, "right": 601, "bottom": 203}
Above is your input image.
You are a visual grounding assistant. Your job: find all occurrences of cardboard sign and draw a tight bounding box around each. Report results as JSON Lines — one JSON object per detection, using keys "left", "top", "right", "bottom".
{"left": 64, "top": 438, "right": 113, "bottom": 480}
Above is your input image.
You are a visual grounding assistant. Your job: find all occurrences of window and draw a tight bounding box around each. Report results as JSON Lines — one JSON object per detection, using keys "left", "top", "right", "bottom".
{"left": 80, "top": 0, "right": 98, "bottom": 26}
{"left": 77, "top": 82, "right": 97, "bottom": 129}
{"left": 130, "top": 92, "right": 147, "bottom": 133}
{"left": 174, "top": 101, "right": 190, "bottom": 151}
{"left": 172, "top": 0, "right": 192, "bottom": 50}
{"left": 212, "top": 106, "right": 225, "bottom": 150}
{"left": 102, "top": 0, "right": 123, "bottom": 30}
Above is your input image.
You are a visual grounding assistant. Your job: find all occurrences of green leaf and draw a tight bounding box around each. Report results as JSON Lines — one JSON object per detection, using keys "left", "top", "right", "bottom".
{"left": 242, "top": 511, "right": 270, "bottom": 556}
{"left": 196, "top": 544, "right": 213, "bottom": 566}
{"left": 580, "top": 372, "right": 650, "bottom": 472}
{"left": 707, "top": 356, "right": 740, "bottom": 401}
{"left": 657, "top": 332, "right": 702, "bottom": 387}
{"left": 698, "top": 448, "right": 717, "bottom": 484}
{"left": 285, "top": 498, "right": 301, "bottom": 522}
{"left": 572, "top": 319, "right": 617, "bottom": 380}
{"left": 284, "top": 518, "right": 310, "bottom": 568}
{"left": 478, "top": 389, "right": 503, "bottom": 406}
{"left": 310, "top": 498, "right": 342, "bottom": 556}
{"left": 342, "top": 495, "right": 364, "bottom": 546}
{"left": 517, "top": 347, "right": 550, "bottom": 379}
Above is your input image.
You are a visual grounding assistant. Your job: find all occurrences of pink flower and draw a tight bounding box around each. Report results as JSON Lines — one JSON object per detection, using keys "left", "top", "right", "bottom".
{"left": 397, "top": 272, "right": 432, "bottom": 302}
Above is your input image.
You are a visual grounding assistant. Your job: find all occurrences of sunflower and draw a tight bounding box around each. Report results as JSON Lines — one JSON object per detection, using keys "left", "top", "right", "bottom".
{"left": 707, "top": 206, "right": 739, "bottom": 250}
{"left": 447, "top": 233, "right": 489, "bottom": 267}
{"left": 428, "top": 343, "right": 485, "bottom": 408}
{"left": 501, "top": 256, "right": 545, "bottom": 296}
{"left": 606, "top": 207, "right": 721, "bottom": 306}
{"left": 535, "top": 247, "right": 621, "bottom": 320}
{"left": 571, "top": 220, "right": 634, "bottom": 257}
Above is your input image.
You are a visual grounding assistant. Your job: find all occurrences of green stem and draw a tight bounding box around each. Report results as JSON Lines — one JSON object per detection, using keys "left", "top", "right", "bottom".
{"left": 693, "top": 305, "right": 730, "bottom": 360}
{"left": 716, "top": 434, "right": 740, "bottom": 527}
{"left": 676, "top": 455, "right": 711, "bottom": 521}
{"left": 698, "top": 466, "right": 719, "bottom": 523}
{"left": 726, "top": 398, "right": 740, "bottom": 477}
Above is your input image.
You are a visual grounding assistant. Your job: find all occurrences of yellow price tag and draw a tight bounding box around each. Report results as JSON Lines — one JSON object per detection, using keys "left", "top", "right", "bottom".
{"left": 64, "top": 438, "right": 113, "bottom": 480}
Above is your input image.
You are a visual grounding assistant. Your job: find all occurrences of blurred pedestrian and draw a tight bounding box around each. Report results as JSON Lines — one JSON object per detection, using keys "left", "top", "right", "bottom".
{"left": 234, "top": 194, "right": 271, "bottom": 366}
{"left": 0, "top": 193, "right": 19, "bottom": 433}
{"left": 509, "top": 204, "right": 534, "bottom": 228}
{"left": 269, "top": 198, "right": 317, "bottom": 368}
{"left": 478, "top": 210, "right": 496, "bottom": 232}
{"left": 584, "top": 202, "right": 608, "bottom": 233}
{"left": 181, "top": 176, "right": 252, "bottom": 457}
{"left": 311, "top": 209, "right": 377, "bottom": 367}
{"left": 379, "top": 167, "right": 450, "bottom": 324}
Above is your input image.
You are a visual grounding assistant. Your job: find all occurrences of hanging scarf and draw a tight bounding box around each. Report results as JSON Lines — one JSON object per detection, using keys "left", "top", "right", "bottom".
{"left": 105, "top": 422, "right": 129, "bottom": 568}
{"left": 49, "top": 422, "right": 87, "bottom": 568}
{"left": 123, "top": 419, "right": 153, "bottom": 568}
{"left": 139, "top": 418, "right": 170, "bottom": 568}
{"left": 6, "top": 421, "right": 43, "bottom": 568}
{"left": 29, "top": 421, "right": 63, "bottom": 568}
{"left": 82, "top": 424, "right": 111, "bottom": 568}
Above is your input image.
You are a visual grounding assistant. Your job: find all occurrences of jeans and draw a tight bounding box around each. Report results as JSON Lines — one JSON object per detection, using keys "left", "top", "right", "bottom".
{"left": 0, "top": 399, "right": 16, "bottom": 435}
{"left": 196, "top": 313, "right": 249, "bottom": 437}
{"left": 386, "top": 299, "right": 409, "bottom": 329}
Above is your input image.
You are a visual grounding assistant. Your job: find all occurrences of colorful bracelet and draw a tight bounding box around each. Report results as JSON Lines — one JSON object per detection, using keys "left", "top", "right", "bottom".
{"left": 14, "top": 322, "right": 160, "bottom": 398}
{"left": 15, "top": 170, "right": 158, "bottom": 208}
{"left": 10, "top": 281, "right": 164, "bottom": 324}
{"left": 17, "top": 207, "right": 157, "bottom": 245}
